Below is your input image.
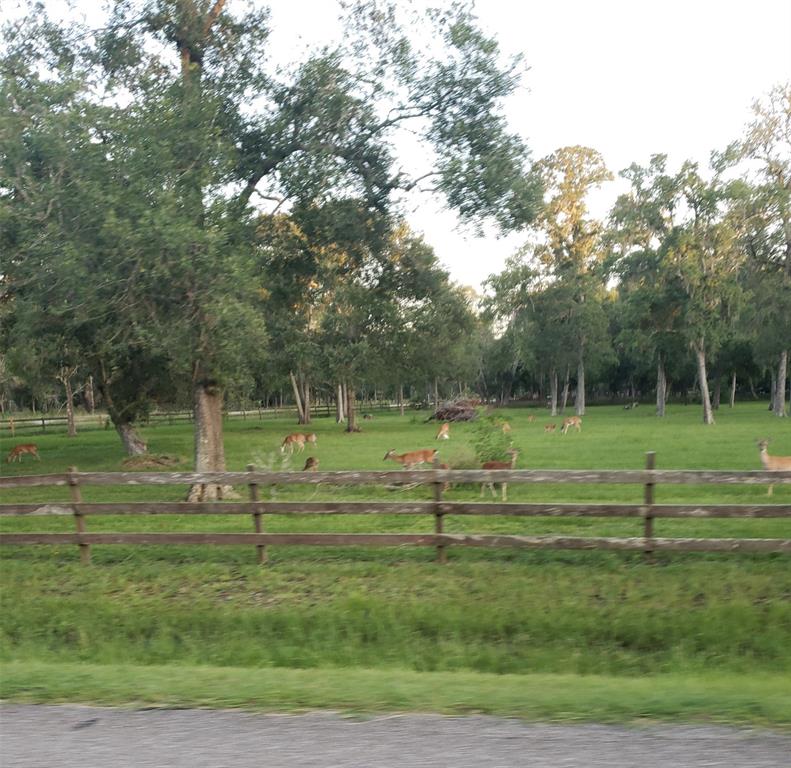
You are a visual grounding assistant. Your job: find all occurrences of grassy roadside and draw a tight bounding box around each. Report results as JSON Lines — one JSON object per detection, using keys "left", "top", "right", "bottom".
{"left": 2, "top": 405, "right": 790, "bottom": 725}
{"left": 2, "top": 662, "right": 789, "bottom": 728}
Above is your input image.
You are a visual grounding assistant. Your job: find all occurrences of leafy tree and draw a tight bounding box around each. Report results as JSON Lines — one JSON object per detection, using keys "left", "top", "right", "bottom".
{"left": 2, "top": 1, "right": 541, "bottom": 490}
{"left": 724, "top": 83, "right": 791, "bottom": 416}
{"left": 0, "top": 32, "right": 174, "bottom": 453}
{"left": 528, "top": 146, "right": 614, "bottom": 415}
{"left": 609, "top": 155, "right": 686, "bottom": 416}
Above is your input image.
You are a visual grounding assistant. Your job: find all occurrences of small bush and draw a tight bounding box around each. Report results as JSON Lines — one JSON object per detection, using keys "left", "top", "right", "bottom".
{"left": 470, "top": 411, "right": 513, "bottom": 462}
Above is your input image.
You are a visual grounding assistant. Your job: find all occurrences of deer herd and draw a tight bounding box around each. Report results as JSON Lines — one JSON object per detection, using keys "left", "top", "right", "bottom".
{"left": 4, "top": 416, "right": 790, "bottom": 500}
{"left": 280, "top": 414, "right": 583, "bottom": 501}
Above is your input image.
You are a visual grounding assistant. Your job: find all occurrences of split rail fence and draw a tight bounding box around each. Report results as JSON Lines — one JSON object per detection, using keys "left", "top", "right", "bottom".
{"left": 1, "top": 453, "right": 790, "bottom": 563}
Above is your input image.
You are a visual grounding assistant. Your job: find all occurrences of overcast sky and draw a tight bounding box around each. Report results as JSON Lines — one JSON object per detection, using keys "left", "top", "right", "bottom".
{"left": 409, "top": 0, "right": 791, "bottom": 291}
{"left": 254, "top": 0, "right": 791, "bottom": 289}
{"left": 13, "top": 0, "right": 791, "bottom": 290}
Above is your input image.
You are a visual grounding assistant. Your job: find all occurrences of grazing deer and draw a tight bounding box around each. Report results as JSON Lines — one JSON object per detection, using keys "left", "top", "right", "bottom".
{"left": 6, "top": 443, "right": 40, "bottom": 463}
{"left": 383, "top": 448, "right": 438, "bottom": 469}
{"left": 757, "top": 440, "right": 791, "bottom": 497}
{"left": 281, "top": 432, "right": 317, "bottom": 454}
{"left": 526, "top": 415, "right": 536, "bottom": 423}
{"left": 544, "top": 423, "right": 556, "bottom": 433}
{"left": 303, "top": 456, "right": 320, "bottom": 471}
{"left": 363, "top": 413, "right": 373, "bottom": 420}
{"left": 561, "top": 416, "right": 582, "bottom": 434}
{"left": 500, "top": 421, "right": 512, "bottom": 434}
{"left": 436, "top": 422, "right": 450, "bottom": 440}
{"left": 480, "top": 448, "right": 519, "bottom": 501}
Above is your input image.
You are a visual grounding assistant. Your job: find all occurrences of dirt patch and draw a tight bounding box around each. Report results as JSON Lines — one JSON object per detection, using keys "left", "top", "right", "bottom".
{"left": 120, "top": 454, "right": 185, "bottom": 470}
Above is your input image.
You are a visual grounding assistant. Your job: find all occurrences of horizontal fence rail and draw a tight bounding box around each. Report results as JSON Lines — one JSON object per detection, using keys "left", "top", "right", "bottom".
{"left": 1, "top": 402, "right": 404, "bottom": 434}
{"left": 2, "top": 457, "right": 791, "bottom": 563}
{"left": 3, "top": 501, "right": 791, "bottom": 519}
{"left": 4, "top": 468, "right": 791, "bottom": 489}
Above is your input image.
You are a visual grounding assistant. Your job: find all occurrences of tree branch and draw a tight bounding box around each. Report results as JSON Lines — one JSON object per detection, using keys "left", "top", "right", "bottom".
{"left": 203, "top": 0, "right": 227, "bottom": 36}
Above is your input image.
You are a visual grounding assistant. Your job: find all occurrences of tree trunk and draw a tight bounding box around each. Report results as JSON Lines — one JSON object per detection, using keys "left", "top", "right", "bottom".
{"left": 398, "top": 383, "right": 405, "bottom": 417}
{"left": 301, "top": 377, "right": 311, "bottom": 424}
{"left": 549, "top": 368, "right": 558, "bottom": 417}
{"left": 336, "top": 382, "right": 345, "bottom": 423}
{"left": 694, "top": 343, "right": 715, "bottom": 425}
{"left": 773, "top": 350, "right": 788, "bottom": 417}
{"left": 63, "top": 376, "right": 77, "bottom": 437}
{"left": 117, "top": 422, "right": 148, "bottom": 455}
{"left": 188, "top": 382, "right": 234, "bottom": 501}
{"left": 289, "top": 371, "right": 306, "bottom": 424}
{"left": 656, "top": 356, "right": 666, "bottom": 417}
{"left": 56, "top": 367, "right": 78, "bottom": 437}
{"left": 712, "top": 377, "right": 721, "bottom": 410}
{"left": 85, "top": 375, "right": 95, "bottom": 414}
{"left": 729, "top": 372, "right": 737, "bottom": 408}
{"left": 433, "top": 377, "right": 439, "bottom": 413}
{"left": 345, "top": 380, "right": 358, "bottom": 432}
{"left": 769, "top": 370, "right": 777, "bottom": 411}
{"left": 575, "top": 348, "right": 586, "bottom": 416}
{"left": 560, "top": 364, "right": 570, "bottom": 413}
{"left": 96, "top": 370, "right": 148, "bottom": 456}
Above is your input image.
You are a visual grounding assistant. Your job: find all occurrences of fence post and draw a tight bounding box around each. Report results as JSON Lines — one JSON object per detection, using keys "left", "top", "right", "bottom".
{"left": 247, "top": 463, "right": 267, "bottom": 565}
{"left": 41, "top": 416, "right": 46, "bottom": 433}
{"left": 643, "top": 451, "right": 656, "bottom": 562}
{"left": 433, "top": 456, "right": 446, "bottom": 564}
{"left": 68, "top": 466, "right": 90, "bottom": 565}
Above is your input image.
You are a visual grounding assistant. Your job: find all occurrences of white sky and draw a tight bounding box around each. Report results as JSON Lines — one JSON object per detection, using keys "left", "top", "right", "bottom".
{"left": 12, "top": 0, "right": 791, "bottom": 290}
{"left": 254, "top": 0, "right": 791, "bottom": 290}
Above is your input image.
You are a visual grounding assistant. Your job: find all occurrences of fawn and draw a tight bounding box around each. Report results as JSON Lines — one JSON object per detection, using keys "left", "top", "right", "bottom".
{"left": 281, "top": 433, "right": 317, "bottom": 454}
{"left": 561, "top": 416, "right": 582, "bottom": 434}
{"left": 757, "top": 440, "right": 791, "bottom": 497}
{"left": 6, "top": 443, "right": 40, "bottom": 463}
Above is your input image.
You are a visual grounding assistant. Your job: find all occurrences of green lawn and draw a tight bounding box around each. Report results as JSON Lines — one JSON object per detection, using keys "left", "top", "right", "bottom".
{"left": 1, "top": 403, "right": 790, "bottom": 725}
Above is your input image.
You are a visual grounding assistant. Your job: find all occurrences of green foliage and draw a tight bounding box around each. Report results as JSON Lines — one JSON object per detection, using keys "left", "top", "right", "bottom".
{"left": 470, "top": 409, "right": 513, "bottom": 462}
{"left": 1, "top": 0, "right": 541, "bottom": 454}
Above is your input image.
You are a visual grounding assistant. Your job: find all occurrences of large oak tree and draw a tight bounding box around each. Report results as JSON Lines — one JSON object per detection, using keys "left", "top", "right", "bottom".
{"left": 2, "top": 1, "right": 541, "bottom": 494}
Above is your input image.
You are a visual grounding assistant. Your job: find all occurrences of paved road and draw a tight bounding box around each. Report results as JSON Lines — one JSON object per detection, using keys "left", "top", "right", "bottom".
{"left": 2, "top": 705, "right": 790, "bottom": 767}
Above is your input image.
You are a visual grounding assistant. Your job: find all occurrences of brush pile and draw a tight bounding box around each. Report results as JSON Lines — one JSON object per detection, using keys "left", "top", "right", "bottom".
{"left": 427, "top": 400, "right": 479, "bottom": 422}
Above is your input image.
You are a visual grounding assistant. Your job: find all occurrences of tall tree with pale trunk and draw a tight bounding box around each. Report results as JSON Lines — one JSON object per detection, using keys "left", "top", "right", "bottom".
{"left": 531, "top": 146, "right": 613, "bottom": 415}
{"left": 724, "top": 83, "right": 791, "bottom": 416}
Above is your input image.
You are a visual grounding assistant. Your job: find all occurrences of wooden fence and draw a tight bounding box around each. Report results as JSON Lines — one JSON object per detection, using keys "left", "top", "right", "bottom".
{"left": 0, "top": 401, "right": 407, "bottom": 435}
{"left": 2, "top": 454, "right": 791, "bottom": 563}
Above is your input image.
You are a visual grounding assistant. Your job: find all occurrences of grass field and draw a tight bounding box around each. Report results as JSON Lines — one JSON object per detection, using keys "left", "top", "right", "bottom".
{"left": 1, "top": 403, "right": 790, "bottom": 725}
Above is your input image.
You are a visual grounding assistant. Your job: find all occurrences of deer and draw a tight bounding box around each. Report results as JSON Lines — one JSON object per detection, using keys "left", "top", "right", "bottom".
{"left": 383, "top": 448, "right": 438, "bottom": 469}
{"left": 281, "top": 432, "right": 317, "bottom": 454}
{"left": 436, "top": 422, "right": 450, "bottom": 440}
{"left": 757, "top": 440, "right": 791, "bottom": 497}
{"left": 544, "top": 423, "right": 556, "bottom": 433}
{"left": 480, "top": 448, "right": 519, "bottom": 501}
{"left": 526, "top": 415, "right": 536, "bottom": 424}
{"left": 6, "top": 443, "right": 40, "bottom": 463}
{"left": 303, "top": 456, "right": 320, "bottom": 471}
{"left": 500, "top": 421, "right": 512, "bottom": 434}
{"left": 561, "top": 416, "right": 582, "bottom": 434}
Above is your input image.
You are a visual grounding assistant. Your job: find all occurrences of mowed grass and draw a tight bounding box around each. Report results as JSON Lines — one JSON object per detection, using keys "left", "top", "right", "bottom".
{"left": 1, "top": 403, "right": 790, "bottom": 725}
